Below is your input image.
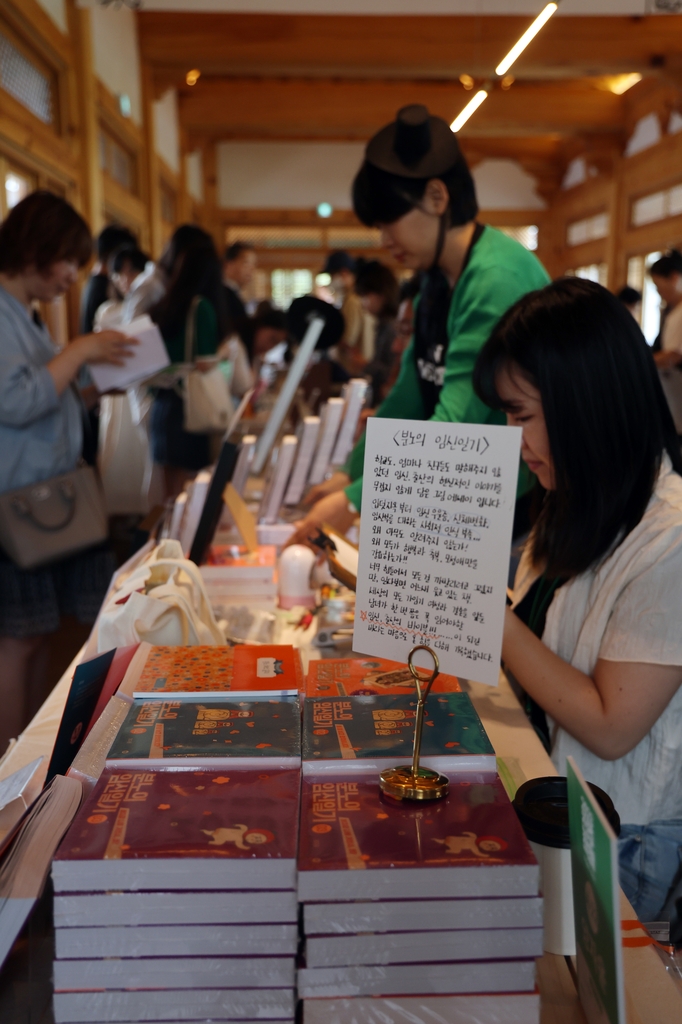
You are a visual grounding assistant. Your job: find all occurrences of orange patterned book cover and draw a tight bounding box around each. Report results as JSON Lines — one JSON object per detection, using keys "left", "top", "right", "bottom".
{"left": 306, "top": 657, "right": 460, "bottom": 697}
{"left": 126, "top": 645, "right": 303, "bottom": 699}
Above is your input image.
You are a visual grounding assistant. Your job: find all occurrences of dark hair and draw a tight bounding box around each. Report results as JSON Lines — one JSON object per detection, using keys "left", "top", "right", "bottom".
{"left": 352, "top": 159, "right": 478, "bottom": 228}
{"left": 224, "top": 241, "right": 255, "bottom": 263}
{"left": 355, "top": 260, "right": 400, "bottom": 318}
{"left": 109, "top": 246, "right": 148, "bottom": 276}
{"left": 649, "top": 249, "right": 682, "bottom": 279}
{"left": 158, "top": 224, "right": 212, "bottom": 278}
{"left": 240, "top": 304, "right": 288, "bottom": 362}
{"left": 473, "top": 277, "right": 682, "bottom": 578}
{"left": 150, "top": 238, "right": 230, "bottom": 341}
{"left": 96, "top": 224, "right": 136, "bottom": 261}
{"left": 616, "top": 285, "right": 641, "bottom": 306}
{"left": 0, "top": 191, "right": 92, "bottom": 273}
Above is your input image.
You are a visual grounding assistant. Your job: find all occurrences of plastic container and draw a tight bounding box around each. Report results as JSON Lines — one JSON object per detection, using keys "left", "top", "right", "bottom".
{"left": 513, "top": 776, "right": 620, "bottom": 955}
{"left": 278, "top": 544, "right": 317, "bottom": 609}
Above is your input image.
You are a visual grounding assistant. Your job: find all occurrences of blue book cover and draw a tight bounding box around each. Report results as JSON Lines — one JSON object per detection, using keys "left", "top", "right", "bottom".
{"left": 302, "top": 693, "right": 495, "bottom": 773}
{"left": 107, "top": 697, "right": 301, "bottom": 766}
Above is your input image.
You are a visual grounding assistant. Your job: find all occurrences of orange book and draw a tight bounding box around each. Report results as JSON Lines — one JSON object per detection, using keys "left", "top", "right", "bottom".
{"left": 120, "top": 644, "right": 304, "bottom": 700}
{"left": 306, "top": 656, "right": 460, "bottom": 697}
{"left": 203, "top": 545, "right": 277, "bottom": 580}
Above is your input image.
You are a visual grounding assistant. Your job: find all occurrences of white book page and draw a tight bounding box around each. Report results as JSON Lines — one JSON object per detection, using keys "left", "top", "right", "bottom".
{"left": 89, "top": 316, "right": 170, "bottom": 393}
{"left": 353, "top": 419, "right": 521, "bottom": 686}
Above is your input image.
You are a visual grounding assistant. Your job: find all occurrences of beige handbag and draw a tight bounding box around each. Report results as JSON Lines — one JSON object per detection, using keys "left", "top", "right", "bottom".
{"left": 183, "top": 296, "right": 231, "bottom": 434}
{"left": 0, "top": 465, "right": 108, "bottom": 570}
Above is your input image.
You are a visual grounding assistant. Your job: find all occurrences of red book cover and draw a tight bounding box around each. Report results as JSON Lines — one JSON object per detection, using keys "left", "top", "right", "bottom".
{"left": 131, "top": 645, "right": 304, "bottom": 698}
{"left": 306, "top": 657, "right": 460, "bottom": 697}
{"left": 205, "top": 545, "right": 277, "bottom": 577}
{"left": 85, "top": 644, "right": 140, "bottom": 739}
{"left": 298, "top": 772, "right": 537, "bottom": 899}
{"left": 55, "top": 767, "right": 300, "bottom": 863}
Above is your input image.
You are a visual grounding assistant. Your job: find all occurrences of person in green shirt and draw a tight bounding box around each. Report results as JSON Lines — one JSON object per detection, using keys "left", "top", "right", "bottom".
{"left": 149, "top": 234, "right": 230, "bottom": 498}
{"left": 290, "top": 104, "right": 549, "bottom": 544}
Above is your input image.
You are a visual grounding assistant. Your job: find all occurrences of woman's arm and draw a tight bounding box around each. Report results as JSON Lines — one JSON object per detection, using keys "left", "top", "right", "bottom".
{"left": 48, "top": 331, "right": 135, "bottom": 395}
{"left": 503, "top": 607, "right": 682, "bottom": 760}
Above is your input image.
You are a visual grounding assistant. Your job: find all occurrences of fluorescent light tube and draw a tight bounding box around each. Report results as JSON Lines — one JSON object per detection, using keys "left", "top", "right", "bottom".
{"left": 495, "top": 3, "right": 558, "bottom": 78}
{"left": 450, "top": 89, "right": 488, "bottom": 133}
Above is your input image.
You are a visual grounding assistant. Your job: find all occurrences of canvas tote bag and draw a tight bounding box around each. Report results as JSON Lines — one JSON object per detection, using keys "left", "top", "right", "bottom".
{"left": 0, "top": 465, "right": 108, "bottom": 570}
{"left": 95, "top": 539, "right": 225, "bottom": 652}
{"left": 183, "top": 296, "right": 231, "bottom": 434}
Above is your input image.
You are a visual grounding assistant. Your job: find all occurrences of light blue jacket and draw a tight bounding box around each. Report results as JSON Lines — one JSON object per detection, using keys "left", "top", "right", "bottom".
{"left": 0, "top": 285, "right": 82, "bottom": 494}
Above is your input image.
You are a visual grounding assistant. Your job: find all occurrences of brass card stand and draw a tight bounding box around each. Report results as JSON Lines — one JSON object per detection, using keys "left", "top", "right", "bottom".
{"left": 379, "top": 645, "right": 450, "bottom": 802}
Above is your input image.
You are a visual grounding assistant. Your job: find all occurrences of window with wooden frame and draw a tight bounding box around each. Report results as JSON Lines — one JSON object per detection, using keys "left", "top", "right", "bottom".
{"left": 99, "top": 126, "right": 136, "bottom": 194}
{"left": 0, "top": 24, "right": 57, "bottom": 129}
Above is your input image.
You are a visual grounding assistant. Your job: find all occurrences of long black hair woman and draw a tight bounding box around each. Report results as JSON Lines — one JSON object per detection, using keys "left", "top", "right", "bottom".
{"left": 149, "top": 234, "right": 230, "bottom": 498}
{"left": 474, "top": 276, "right": 682, "bottom": 924}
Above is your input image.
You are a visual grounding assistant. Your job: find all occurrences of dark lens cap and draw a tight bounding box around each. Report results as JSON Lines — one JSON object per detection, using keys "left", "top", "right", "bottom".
{"left": 513, "top": 776, "right": 620, "bottom": 849}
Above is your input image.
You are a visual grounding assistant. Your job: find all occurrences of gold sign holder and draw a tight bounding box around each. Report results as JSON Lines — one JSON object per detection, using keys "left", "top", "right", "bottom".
{"left": 379, "top": 645, "right": 449, "bottom": 802}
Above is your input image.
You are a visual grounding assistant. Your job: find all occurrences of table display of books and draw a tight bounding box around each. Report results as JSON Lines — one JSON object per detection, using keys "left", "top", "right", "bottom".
{"left": 44, "top": 648, "right": 542, "bottom": 1024}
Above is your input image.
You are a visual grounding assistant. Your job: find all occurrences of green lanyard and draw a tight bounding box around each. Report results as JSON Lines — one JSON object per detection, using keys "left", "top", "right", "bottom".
{"left": 527, "top": 572, "right": 562, "bottom": 638}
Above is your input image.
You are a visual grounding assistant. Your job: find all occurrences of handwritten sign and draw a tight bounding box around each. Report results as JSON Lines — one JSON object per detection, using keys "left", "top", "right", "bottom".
{"left": 353, "top": 419, "right": 521, "bottom": 686}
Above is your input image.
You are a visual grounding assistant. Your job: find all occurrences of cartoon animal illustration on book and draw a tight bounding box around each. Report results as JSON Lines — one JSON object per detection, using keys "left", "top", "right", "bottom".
{"left": 434, "top": 831, "right": 508, "bottom": 858}
{"left": 202, "top": 824, "right": 274, "bottom": 849}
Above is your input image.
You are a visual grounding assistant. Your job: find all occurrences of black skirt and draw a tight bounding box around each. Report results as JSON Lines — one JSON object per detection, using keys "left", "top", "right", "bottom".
{"left": 0, "top": 544, "right": 116, "bottom": 638}
{"left": 150, "top": 389, "right": 210, "bottom": 472}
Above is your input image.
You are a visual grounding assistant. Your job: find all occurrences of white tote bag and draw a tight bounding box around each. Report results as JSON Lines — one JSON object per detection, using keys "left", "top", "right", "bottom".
{"left": 183, "top": 297, "right": 232, "bottom": 434}
{"left": 95, "top": 540, "right": 225, "bottom": 652}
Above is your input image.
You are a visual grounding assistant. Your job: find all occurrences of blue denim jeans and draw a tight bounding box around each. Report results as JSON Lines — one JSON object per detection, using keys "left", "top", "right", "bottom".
{"left": 618, "top": 821, "right": 682, "bottom": 922}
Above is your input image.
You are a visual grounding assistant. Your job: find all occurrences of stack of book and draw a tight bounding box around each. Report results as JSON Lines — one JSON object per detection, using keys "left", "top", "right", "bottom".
{"left": 306, "top": 655, "right": 461, "bottom": 697}
{"left": 297, "top": 692, "right": 542, "bottom": 1023}
{"left": 52, "top": 766, "right": 301, "bottom": 1024}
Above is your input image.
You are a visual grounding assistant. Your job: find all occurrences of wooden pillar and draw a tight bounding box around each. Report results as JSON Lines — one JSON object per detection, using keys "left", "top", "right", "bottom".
{"left": 605, "top": 157, "right": 627, "bottom": 293}
{"left": 67, "top": 0, "right": 102, "bottom": 234}
{"left": 141, "top": 62, "right": 163, "bottom": 259}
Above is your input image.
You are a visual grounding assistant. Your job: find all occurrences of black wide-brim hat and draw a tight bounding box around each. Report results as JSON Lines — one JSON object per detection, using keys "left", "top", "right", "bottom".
{"left": 287, "top": 295, "right": 344, "bottom": 352}
{"left": 366, "top": 104, "right": 464, "bottom": 179}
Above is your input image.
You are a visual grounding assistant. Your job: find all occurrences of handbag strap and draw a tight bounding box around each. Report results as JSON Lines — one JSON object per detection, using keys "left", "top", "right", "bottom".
{"left": 184, "top": 295, "right": 203, "bottom": 364}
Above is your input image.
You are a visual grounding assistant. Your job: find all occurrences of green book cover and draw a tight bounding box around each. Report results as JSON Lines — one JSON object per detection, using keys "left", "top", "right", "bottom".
{"left": 567, "top": 756, "right": 625, "bottom": 1024}
{"left": 107, "top": 697, "right": 301, "bottom": 764}
{"left": 302, "top": 693, "right": 495, "bottom": 771}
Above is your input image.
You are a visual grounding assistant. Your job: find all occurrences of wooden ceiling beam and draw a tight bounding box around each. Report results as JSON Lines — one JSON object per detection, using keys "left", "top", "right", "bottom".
{"left": 138, "top": 12, "right": 682, "bottom": 82}
{"left": 178, "top": 77, "right": 625, "bottom": 143}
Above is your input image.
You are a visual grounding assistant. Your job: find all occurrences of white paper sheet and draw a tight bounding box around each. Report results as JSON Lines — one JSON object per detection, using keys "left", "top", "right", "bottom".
{"left": 353, "top": 419, "right": 521, "bottom": 686}
{"left": 89, "top": 315, "right": 170, "bottom": 393}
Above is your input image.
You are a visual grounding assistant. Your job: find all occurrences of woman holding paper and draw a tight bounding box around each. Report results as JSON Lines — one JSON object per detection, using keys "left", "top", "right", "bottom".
{"left": 290, "top": 104, "right": 548, "bottom": 544}
{"left": 474, "top": 276, "right": 682, "bottom": 924}
{"left": 0, "top": 191, "right": 135, "bottom": 751}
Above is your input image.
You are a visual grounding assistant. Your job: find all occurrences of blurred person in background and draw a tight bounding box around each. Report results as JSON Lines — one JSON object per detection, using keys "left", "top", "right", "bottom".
{"left": 94, "top": 247, "right": 149, "bottom": 330}
{"left": 616, "top": 285, "right": 642, "bottom": 321}
{"left": 322, "top": 250, "right": 373, "bottom": 374}
{"left": 355, "top": 260, "right": 400, "bottom": 404}
{"left": 123, "top": 224, "right": 210, "bottom": 323}
{"left": 149, "top": 235, "right": 230, "bottom": 499}
{"left": 0, "top": 192, "right": 135, "bottom": 750}
{"left": 650, "top": 251, "right": 682, "bottom": 368}
{"left": 223, "top": 241, "right": 257, "bottom": 333}
{"left": 80, "top": 224, "right": 136, "bottom": 334}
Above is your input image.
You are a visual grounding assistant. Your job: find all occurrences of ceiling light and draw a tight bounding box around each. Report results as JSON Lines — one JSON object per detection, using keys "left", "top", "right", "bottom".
{"left": 186, "top": 69, "right": 201, "bottom": 86}
{"left": 459, "top": 74, "right": 475, "bottom": 91}
{"left": 501, "top": 75, "right": 515, "bottom": 91}
{"left": 609, "top": 73, "right": 643, "bottom": 95}
{"left": 450, "top": 89, "right": 488, "bottom": 133}
{"left": 495, "top": 3, "right": 559, "bottom": 78}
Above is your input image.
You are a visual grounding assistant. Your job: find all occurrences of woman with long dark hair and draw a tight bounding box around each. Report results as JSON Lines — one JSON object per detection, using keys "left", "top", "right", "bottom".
{"left": 149, "top": 234, "right": 230, "bottom": 498}
{"left": 474, "top": 276, "right": 682, "bottom": 924}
